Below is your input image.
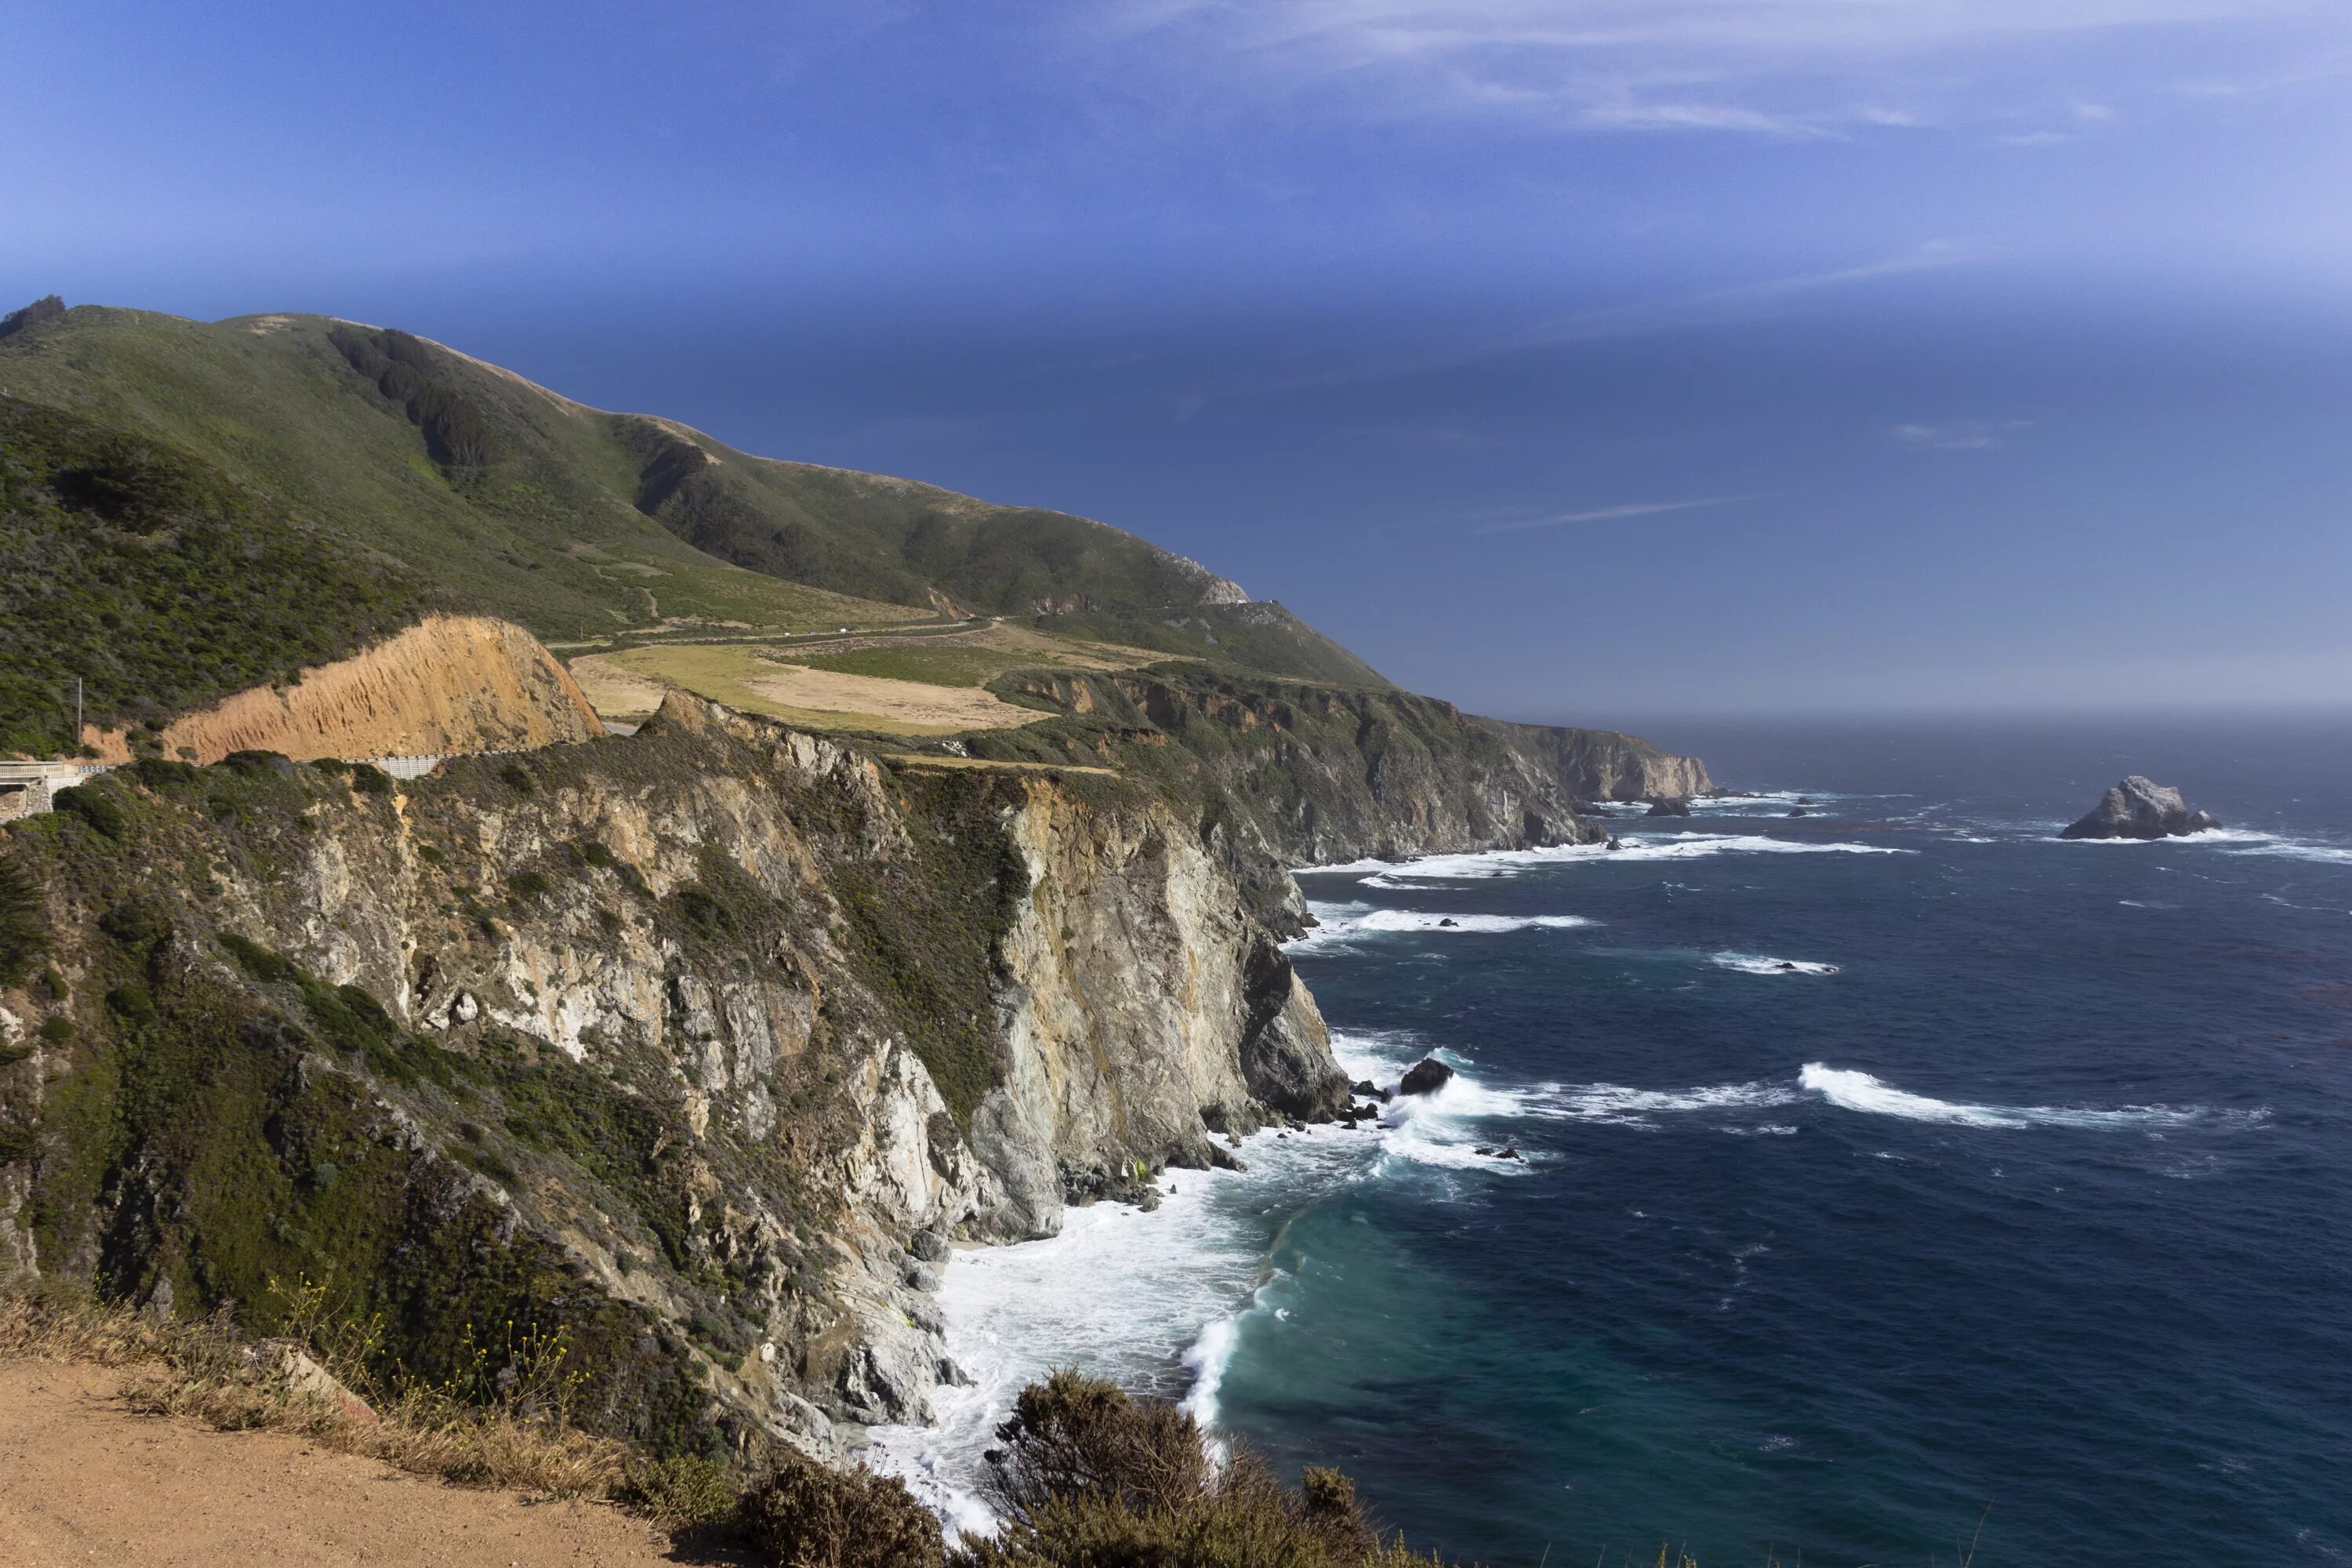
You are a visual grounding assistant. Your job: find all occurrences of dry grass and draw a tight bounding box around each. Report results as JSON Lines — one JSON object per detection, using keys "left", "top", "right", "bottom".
{"left": 0, "top": 1281, "right": 625, "bottom": 1499}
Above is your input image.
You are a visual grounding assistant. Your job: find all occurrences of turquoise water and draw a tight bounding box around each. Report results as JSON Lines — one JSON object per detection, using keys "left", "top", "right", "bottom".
{"left": 887, "top": 717, "right": 2352, "bottom": 1566}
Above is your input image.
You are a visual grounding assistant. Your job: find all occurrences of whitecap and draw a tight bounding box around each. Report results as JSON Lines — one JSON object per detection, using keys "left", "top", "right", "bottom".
{"left": 1798, "top": 1062, "right": 2259, "bottom": 1130}
{"left": 1711, "top": 952, "right": 1840, "bottom": 976}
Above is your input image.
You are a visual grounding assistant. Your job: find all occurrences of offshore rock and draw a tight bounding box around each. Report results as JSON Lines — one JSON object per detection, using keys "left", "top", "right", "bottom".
{"left": 1646, "top": 798, "right": 1693, "bottom": 818}
{"left": 2060, "top": 776, "right": 2223, "bottom": 840}
{"left": 1397, "top": 1058, "right": 1455, "bottom": 1097}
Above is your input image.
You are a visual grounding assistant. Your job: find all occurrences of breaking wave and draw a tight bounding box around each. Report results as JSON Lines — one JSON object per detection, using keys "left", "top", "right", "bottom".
{"left": 1712, "top": 952, "right": 1841, "bottom": 976}
{"left": 1798, "top": 1063, "right": 2261, "bottom": 1130}
{"left": 1288, "top": 902, "right": 1596, "bottom": 950}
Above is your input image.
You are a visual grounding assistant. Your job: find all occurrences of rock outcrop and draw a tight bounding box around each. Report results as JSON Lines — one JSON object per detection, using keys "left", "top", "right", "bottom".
{"left": 0, "top": 693, "right": 1342, "bottom": 1461}
{"left": 1646, "top": 798, "right": 1693, "bottom": 818}
{"left": 85, "top": 615, "right": 602, "bottom": 765}
{"left": 2060, "top": 776, "right": 2223, "bottom": 840}
{"left": 1397, "top": 1058, "right": 1454, "bottom": 1097}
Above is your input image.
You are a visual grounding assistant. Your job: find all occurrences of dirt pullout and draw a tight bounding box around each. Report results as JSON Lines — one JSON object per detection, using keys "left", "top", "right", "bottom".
{"left": 0, "top": 1361, "right": 676, "bottom": 1567}
{"left": 87, "top": 616, "right": 604, "bottom": 764}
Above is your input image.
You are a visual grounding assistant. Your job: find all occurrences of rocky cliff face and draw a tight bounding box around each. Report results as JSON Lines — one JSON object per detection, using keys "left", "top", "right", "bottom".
{"left": 983, "top": 670, "right": 1712, "bottom": 880}
{"left": 85, "top": 615, "right": 602, "bottom": 765}
{"left": 0, "top": 694, "right": 1341, "bottom": 1461}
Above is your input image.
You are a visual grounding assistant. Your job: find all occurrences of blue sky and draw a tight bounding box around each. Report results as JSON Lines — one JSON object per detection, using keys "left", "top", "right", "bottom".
{"left": 8, "top": 1, "right": 2350, "bottom": 719}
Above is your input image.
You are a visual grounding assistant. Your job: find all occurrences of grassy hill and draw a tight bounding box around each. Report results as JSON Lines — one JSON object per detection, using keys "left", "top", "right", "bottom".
{"left": 0, "top": 303, "right": 1385, "bottom": 731}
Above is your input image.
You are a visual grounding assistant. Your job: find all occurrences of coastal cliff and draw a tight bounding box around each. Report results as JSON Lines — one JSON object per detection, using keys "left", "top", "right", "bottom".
{"left": 0, "top": 695, "right": 1341, "bottom": 1459}
{"left": 982, "top": 669, "right": 1712, "bottom": 877}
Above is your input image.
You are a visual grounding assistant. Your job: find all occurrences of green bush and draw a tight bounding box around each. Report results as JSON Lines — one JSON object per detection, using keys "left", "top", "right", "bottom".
{"left": 130, "top": 757, "right": 201, "bottom": 789}
{"left": 626, "top": 1453, "right": 740, "bottom": 1532}
{"left": 738, "top": 1454, "right": 944, "bottom": 1568}
{"left": 39, "top": 1015, "right": 74, "bottom": 1044}
{"left": 962, "top": 1372, "right": 1407, "bottom": 1568}
{"left": 53, "top": 783, "right": 128, "bottom": 840}
{"left": 107, "top": 982, "right": 154, "bottom": 1021}
{"left": 349, "top": 764, "right": 394, "bottom": 796}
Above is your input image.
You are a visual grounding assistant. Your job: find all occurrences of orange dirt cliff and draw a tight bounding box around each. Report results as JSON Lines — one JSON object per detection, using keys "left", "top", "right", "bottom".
{"left": 84, "top": 615, "right": 603, "bottom": 764}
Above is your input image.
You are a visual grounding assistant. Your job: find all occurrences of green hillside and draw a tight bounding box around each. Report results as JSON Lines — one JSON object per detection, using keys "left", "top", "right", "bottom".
{"left": 0, "top": 304, "right": 1385, "bottom": 703}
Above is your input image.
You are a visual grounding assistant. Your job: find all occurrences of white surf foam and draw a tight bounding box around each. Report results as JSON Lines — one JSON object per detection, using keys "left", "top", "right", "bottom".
{"left": 868, "top": 1125, "right": 1374, "bottom": 1536}
{"left": 2053, "top": 826, "right": 2352, "bottom": 866}
{"left": 1526, "top": 1078, "right": 1802, "bottom": 1127}
{"left": 1798, "top": 1062, "right": 2255, "bottom": 1130}
{"left": 1287, "top": 903, "right": 1597, "bottom": 951}
{"left": 1711, "top": 952, "right": 1840, "bottom": 976}
{"left": 1358, "top": 834, "right": 1908, "bottom": 887}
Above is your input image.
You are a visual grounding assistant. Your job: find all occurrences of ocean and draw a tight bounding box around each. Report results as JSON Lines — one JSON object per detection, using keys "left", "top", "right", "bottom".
{"left": 876, "top": 715, "right": 2352, "bottom": 1566}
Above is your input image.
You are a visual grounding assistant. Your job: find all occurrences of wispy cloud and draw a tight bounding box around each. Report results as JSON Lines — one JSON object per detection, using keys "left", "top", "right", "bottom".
{"left": 1515, "top": 240, "right": 1978, "bottom": 347}
{"left": 1472, "top": 495, "right": 1744, "bottom": 534}
{"left": 1105, "top": 0, "right": 2341, "bottom": 136}
{"left": 1893, "top": 418, "right": 2034, "bottom": 450}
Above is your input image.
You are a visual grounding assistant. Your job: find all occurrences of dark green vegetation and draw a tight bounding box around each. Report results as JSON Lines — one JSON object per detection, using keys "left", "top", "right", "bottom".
{"left": 0, "top": 302, "right": 1377, "bottom": 712}
{"left": 951, "top": 1370, "right": 1437, "bottom": 1568}
{"left": 824, "top": 770, "right": 1033, "bottom": 1122}
{"left": 0, "top": 295, "right": 65, "bottom": 340}
{"left": 0, "top": 395, "right": 426, "bottom": 754}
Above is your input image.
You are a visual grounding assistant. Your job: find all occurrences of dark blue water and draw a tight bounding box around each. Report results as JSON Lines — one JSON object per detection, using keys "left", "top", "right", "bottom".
{"left": 1228, "top": 717, "right": 2352, "bottom": 1567}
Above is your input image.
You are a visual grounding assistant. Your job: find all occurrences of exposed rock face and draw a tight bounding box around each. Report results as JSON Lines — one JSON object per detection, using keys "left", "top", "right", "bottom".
{"left": 2060, "top": 776, "right": 2223, "bottom": 840}
{"left": 1646, "top": 798, "right": 1693, "bottom": 818}
{"left": 85, "top": 615, "right": 602, "bottom": 764}
{"left": 0, "top": 692, "right": 1341, "bottom": 1459}
{"left": 1397, "top": 1058, "right": 1455, "bottom": 1097}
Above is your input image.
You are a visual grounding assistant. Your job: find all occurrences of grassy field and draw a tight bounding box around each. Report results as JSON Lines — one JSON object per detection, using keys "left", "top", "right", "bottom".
{"left": 575, "top": 642, "right": 1052, "bottom": 735}
{"left": 568, "top": 620, "right": 1165, "bottom": 735}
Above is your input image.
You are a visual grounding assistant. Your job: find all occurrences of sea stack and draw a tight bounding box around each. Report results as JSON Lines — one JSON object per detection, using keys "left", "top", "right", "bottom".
{"left": 1397, "top": 1058, "right": 1456, "bottom": 1097}
{"left": 2060, "top": 776, "right": 2223, "bottom": 840}
{"left": 1646, "top": 797, "right": 1693, "bottom": 818}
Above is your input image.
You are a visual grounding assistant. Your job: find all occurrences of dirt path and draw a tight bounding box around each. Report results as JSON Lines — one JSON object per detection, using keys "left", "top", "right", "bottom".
{"left": 0, "top": 1362, "right": 684, "bottom": 1567}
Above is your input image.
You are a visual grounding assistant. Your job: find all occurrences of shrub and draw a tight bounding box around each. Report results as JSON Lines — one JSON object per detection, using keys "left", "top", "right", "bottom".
{"left": 625, "top": 1453, "right": 739, "bottom": 1532}
{"left": 107, "top": 982, "right": 154, "bottom": 1021}
{"left": 349, "top": 764, "right": 394, "bottom": 796}
{"left": 981, "top": 1368, "right": 1208, "bottom": 1522}
{"left": 739, "top": 1454, "right": 945, "bottom": 1568}
{"left": 129, "top": 757, "right": 201, "bottom": 789}
{"left": 499, "top": 762, "right": 535, "bottom": 796}
{"left": 98, "top": 899, "right": 172, "bottom": 951}
{"left": 39, "top": 1015, "right": 74, "bottom": 1044}
{"left": 505, "top": 869, "right": 553, "bottom": 903}
{"left": 964, "top": 1371, "right": 1403, "bottom": 1568}
{"left": 52, "top": 782, "right": 128, "bottom": 840}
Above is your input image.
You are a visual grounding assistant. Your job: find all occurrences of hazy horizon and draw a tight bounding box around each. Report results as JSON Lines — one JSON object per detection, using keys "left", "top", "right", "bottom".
{"left": 10, "top": 2, "right": 2349, "bottom": 718}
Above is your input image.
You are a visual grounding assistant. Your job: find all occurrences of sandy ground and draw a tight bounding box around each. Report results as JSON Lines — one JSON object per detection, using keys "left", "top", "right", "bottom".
{"left": 0, "top": 1362, "right": 683, "bottom": 1567}
{"left": 566, "top": 656, "right": 673, "bottom": 722}
{"left": 743, "top": 664, "right": 1044, "bottom": 731}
